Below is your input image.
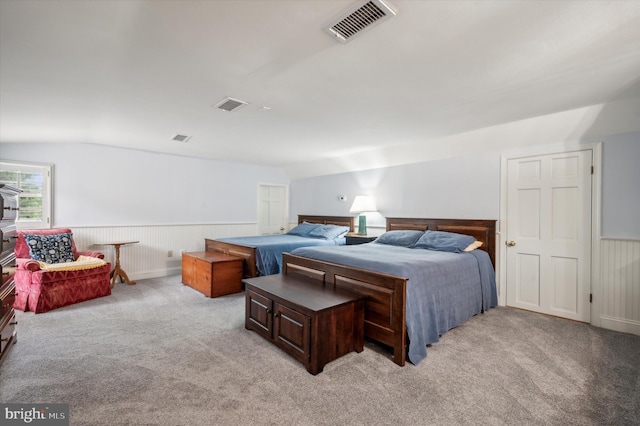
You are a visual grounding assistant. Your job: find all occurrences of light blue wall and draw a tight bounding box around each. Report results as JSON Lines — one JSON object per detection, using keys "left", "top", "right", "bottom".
{"left": 291, "top": 151, "right": 500, "bottom": 230}
{"left": 292, "top": 133, "right": 640, "bottom": 239}
{"left": 601, "top": 133, "right": 640, "bottom": 239}
{"left": 3, "top": 133, "right": 638, "bottom": 238}
{"left": 1, "top": 143, "right": 290, "bottom": 227}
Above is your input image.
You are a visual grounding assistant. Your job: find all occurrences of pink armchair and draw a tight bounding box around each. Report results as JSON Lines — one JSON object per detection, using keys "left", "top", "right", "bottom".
{"left": 14, "top": 228, "right": 112, "bottom": 313}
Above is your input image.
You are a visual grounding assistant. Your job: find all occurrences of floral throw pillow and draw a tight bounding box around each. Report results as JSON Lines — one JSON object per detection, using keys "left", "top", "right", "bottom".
{"left": 24, "top": 233, "right": 76, "bottom": 264}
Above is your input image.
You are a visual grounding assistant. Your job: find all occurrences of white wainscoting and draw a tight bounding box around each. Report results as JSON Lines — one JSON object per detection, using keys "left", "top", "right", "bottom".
{"left": 600, "top": 238, "right": 640, "bottom": 335}
{"left": 70, "top": 223, "right": 258, "bottom": 281}
{"left": 67, "top": 227, "right": 640, "bottom": 336}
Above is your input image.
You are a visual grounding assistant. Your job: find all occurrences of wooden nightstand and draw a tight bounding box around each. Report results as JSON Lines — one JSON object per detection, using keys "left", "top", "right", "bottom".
{"left": 345, "top": 233, "right": 377, "bottom": 245}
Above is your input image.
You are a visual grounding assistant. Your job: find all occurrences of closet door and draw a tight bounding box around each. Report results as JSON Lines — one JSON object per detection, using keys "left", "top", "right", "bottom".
{"left": 257, "top": 184, "right": 288, "bottom": 235}
{"left": 506, "top": 150, "right": 592, "bottom": 322}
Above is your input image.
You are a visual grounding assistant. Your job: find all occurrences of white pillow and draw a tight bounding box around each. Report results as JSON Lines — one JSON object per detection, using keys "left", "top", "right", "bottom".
{"left": 463, "top": 241, "right": 483, "bottom": 252}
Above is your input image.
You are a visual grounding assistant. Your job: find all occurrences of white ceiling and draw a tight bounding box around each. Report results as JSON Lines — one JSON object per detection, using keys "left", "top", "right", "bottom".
{"left": 1, "top": 0, "right": 639, "bottom": 177}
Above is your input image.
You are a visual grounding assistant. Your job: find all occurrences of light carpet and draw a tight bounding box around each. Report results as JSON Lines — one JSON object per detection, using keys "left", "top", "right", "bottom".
{"left": 1, "top": 275, "right": 638, "bottom": 425}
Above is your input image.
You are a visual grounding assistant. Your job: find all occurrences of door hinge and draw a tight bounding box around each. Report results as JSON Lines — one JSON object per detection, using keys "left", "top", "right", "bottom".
{"left": 590, "top": 293, "right": 593, "bottom": 303}
{"left": 591, "top": 166, "right": 594, "bottom": 175}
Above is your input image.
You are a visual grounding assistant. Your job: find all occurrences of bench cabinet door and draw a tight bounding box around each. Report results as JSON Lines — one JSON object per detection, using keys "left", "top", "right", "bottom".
{"left": 273, "top": 303, "right": 310, "bottom": 364}
{"left": 246, "top": 289, "right": 273, "bottom": 339}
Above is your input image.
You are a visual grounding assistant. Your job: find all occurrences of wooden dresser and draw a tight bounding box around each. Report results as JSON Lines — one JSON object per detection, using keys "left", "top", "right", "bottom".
{"left": 181, "top": 251, "right": 243, "bottom": 297}
{"left": 0, "top": 184, "right": 20, "bottom": 366}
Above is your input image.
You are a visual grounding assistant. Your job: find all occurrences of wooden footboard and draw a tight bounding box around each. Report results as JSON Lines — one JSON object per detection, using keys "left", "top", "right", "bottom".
{"left": 205, "top": 239, "right": 257, "bottom": 278}
{"left": 282, "top": 252, "right": 408, "bottom": 366}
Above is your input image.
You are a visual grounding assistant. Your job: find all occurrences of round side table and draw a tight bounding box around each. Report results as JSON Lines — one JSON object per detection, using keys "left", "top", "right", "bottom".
{"left": 96, "top": 241, "right": 139, "bottom": 288}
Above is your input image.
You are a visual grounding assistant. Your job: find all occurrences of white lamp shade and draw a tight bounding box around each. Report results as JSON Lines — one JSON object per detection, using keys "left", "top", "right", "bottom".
{"left": 349, "top": 195, "right": 376, "bottom": 213}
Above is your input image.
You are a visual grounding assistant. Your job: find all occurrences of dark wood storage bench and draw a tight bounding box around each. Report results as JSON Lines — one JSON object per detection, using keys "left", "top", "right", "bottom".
{"left": 182, "top": 251, "right": 243, "bottom": 297}
{"left": 244, "top": 274, "right": 365, "bottom": 375}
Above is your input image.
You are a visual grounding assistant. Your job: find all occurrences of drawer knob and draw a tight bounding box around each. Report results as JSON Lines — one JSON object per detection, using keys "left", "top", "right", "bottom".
{"left": 0, "top": 337, "right": 8, "bottom": 342}
{"left": 2, "top": 239, "right": 9, "bottom": 244}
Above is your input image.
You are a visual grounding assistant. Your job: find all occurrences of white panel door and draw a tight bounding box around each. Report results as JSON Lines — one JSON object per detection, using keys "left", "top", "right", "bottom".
{"left": 257, "top": 184, "right": 288, "bottom": 235}
{"left": 506, "top": 150, "right": 592, "bottom": 322}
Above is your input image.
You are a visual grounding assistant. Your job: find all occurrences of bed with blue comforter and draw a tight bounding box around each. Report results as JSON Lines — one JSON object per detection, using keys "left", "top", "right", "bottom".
{"left": 282, "top": 217, "right": 498, "bottom": 367}
{"left": 205, "top": 215, "right": 354, "bottom": 277}
{"left": 216, "top": 234, "right": 346, "bottom": 276}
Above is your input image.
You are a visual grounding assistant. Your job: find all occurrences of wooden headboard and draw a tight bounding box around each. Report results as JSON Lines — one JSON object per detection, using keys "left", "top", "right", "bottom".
{"left": 298, "top": 215, "right": 355, "bottom": 232}
{"left": 386, "top": 217, "right": 497, "bottom": 266}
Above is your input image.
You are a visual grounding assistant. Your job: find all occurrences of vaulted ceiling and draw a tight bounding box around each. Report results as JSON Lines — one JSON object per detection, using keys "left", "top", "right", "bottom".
{"left": 1, "top": 0, "right": 639, "bottom": 177}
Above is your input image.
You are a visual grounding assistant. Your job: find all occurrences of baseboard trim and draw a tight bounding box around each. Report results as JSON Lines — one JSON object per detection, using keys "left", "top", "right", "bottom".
{"left": 599, "top": 315, "right": 640, "bottom": 336}
{"left": 130, "top": 267, "right": 182, "bottom": 282}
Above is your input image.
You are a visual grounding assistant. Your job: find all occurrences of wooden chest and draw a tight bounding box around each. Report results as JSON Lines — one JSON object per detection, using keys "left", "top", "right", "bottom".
{"left": 244, "top": 274, "right": 365, "bottom": 375}
{"left": 181, "top": 251, "right": 243, "bottom": 297}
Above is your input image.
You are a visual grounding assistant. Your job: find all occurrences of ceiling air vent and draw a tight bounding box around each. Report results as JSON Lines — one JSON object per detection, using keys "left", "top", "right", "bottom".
{"left": 214, "top": 97, "right": 248, "bottom": 112}
{"left": 171, "top": 134, "right": 191, "bottom": 142}
{"left": 323, "top": 0, "right": 396, "bottom": 43}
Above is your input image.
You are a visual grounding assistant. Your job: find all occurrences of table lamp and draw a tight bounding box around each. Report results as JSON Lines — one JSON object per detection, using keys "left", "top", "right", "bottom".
{"left": 349, "top": 195, "right": 376, "bottom": 235}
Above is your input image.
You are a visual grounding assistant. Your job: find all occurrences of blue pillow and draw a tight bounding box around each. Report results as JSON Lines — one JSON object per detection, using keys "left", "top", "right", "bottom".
{"left": 308, "top": 224, "right": 350, "bottom": 240}
{"left": 24, "top": 233, "right": 76, "bottom": 263}
{"left": 374, "top": 230, "right": 424, "bottom": 247}
{"left": 287, "top": 222, "right": 321, "bottom": 237}
{"left": 413, "top": 230, "right": 476, "bottom": 253}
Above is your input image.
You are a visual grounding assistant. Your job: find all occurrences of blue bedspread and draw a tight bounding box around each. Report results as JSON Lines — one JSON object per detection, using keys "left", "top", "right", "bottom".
{"left": 290, "top": 244, "right": 497, "bottom": 365}
{"left": 216, "top": 235, "right": 345, "bottom": 276}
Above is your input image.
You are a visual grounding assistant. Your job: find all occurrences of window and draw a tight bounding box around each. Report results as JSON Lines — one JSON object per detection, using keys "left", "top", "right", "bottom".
{"left": 0, "top": 161, "right": 53, "bottom": 229}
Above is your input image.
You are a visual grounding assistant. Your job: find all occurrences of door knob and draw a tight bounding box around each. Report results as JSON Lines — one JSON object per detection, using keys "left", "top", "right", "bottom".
{"left": 506, "top": 241, "right": 516, "bottom": 247}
